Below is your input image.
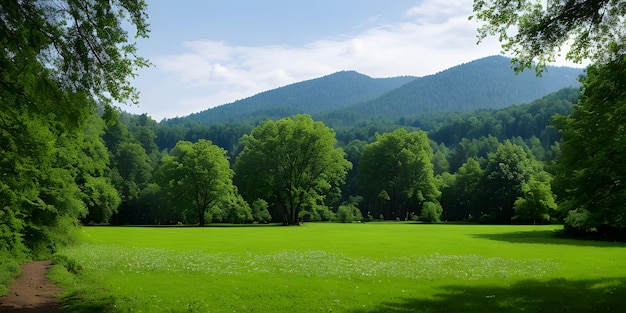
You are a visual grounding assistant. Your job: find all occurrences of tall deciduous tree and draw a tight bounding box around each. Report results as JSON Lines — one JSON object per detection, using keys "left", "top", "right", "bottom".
{"left": 513, "top": 176, "right": 557, "bottom": 224}
{"left": 235, "top": 115, "right": 351, "bottom": 225}
{"left": 553, "top": 53, "right": 626, "bottom": 236}
{"left": 1, "top": 0, "right": 148, "bottom": 256}
{"left": 479, "top": 141, "right": 537, "bottom": 223}
{"left": 157, "top": 140, "right": 237, "bottom": 226}
{"left": 357, "top": 128, "right": 440, "bottom": 220}
{"left": 471, "top": 0, "right": 625, "bottom": 72}
{"left": 440, "top": 157, "right": 484, "bottom": 221}
{"left": 473, "top": 0, "right": 626, "bottom": 235}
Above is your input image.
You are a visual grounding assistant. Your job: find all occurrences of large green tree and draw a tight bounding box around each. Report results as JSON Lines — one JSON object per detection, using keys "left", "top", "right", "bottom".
{"left": 513, "top": 176, "right": 557, "bottom": 224}
{"left": 473, "top": 0, "right": 626, "bottom": 235}
{"left": 472, "top": 0, "right": 625, "bottom": 72}
{"left": 357, "top": 128, "right": 440, "bottom": 220}
{"left": 553, "top": 54, "right": 626, "bottom": 236}
{"left": 478, "top": 141, "right": 537, "bottom": 223}
{"left": 1, "top": 0, "right": 148, "bottom": 256}
{"left": 235, "top": 115, "right": 351, "bottom": 225}
{"left": 157, "top": 140, "right": 238, "bottom": 226}
{"left": 440, "top": 157, "right": 484, "bottom": 221}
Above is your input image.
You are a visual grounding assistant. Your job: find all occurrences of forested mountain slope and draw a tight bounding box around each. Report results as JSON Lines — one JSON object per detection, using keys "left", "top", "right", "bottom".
{"left": 166, "top": 56, "right": 582, "bottom": 127}
{"left": 173, "top": 71, "right": 416, "bottom": 125}
{"left": 319, "top": 56, "right": 582, "bottom": 125}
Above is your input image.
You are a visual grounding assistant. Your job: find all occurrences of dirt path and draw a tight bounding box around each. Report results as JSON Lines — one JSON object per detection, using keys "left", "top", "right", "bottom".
{"left": 0, "top": 260, "right": 62, "bottom": 313}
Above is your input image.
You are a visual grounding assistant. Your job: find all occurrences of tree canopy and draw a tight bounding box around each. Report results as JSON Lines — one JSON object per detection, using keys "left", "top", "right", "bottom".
{"left": 357, "top": 128, "right": 440, "bottom": 221}
{"left": 1, "top": 0, "right": 149, "bottom": 257}
{"left": 553, "top": 52, "right": 626, "bottom": 236}
{"left": 157, "top": 140, "right": 237, "bottom": 226}
{"left": 471, "top": 0, "right": 626, "bottom": 72}
{"left": 1, "top": 0, "right": 150, "bottom": 104}
{"left": 235, "top": 115, "right": 351, "bottom": 225}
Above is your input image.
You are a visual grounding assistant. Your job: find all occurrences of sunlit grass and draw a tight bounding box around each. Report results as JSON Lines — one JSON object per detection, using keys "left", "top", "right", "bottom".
{"left": 50, "top": 223, "right": 626, "bottom": 312}
{"left": 60, "top": 245, "right": 557, "bottom": 280}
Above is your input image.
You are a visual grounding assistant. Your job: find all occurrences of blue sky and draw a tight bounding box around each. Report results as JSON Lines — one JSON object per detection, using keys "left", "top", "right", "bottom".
{"left": 125, "top": 0, "right": 581, "bottom": 121}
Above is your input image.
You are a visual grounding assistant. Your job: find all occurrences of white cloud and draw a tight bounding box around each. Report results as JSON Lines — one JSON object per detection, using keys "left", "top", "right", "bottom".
{"left": 404, "top": 0, "right": 470, "bottom": 24}
{"left": 129, "top": 1, "right": 513, "bottom": 120}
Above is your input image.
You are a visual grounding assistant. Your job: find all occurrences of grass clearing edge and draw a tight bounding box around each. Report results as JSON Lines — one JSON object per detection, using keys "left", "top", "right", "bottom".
{"left": 51, "top": 223, "right": 626, "bottom": 312}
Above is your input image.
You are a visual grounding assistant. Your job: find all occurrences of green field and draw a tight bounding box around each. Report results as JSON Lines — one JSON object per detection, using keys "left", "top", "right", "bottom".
{"left": 50, "top": 223, "right": 626, "bottom": 312}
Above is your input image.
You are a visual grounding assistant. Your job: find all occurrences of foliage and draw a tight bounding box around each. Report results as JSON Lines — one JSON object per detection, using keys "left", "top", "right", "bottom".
{"left": 235, "top": 115, "right": 351, "bottom": 225}
{"left": 420, "top": 201, "right": 444, "bottom": 223}
{"left": 334, "top": 204, "right": 364, "bottom": 223}
{"left": 478, "top": 141, "right": 539, "bottom": 223}
{"left": 429, "top": 87, "right": 579, "bottom": 157}
{"left": 0, "top": 0, "right": 150, "bottom": 104}
{"left": 357, "top": 128, "right": 440, "bottom": 221}
{"left": 471, "top": 0, "right": 626, "bottom": 72}
{"left": 0, "top": 0, "right": 149, "bottom": 258}
{"left": 251, "top": 199, "right": 272, "bottom": 224}
{"left": 554, "top": 52, "right": 626, "bottom": 237}
{"left": 301, "top": 205, "right": 336, "bottom": 222}
{"left": 220, "top": 192, "right": 253, "bottom": 224}
{"left": 156, "top": 140, "right": 238, "bottom": 226}
{"left": 513, "top": 177, "right": 558, "bottom": 224}
{"left": 441, "top": 158, "right": 484, "bottom": 221}
{"left": 0, "top": 253, "right": 21, "bottom": 296}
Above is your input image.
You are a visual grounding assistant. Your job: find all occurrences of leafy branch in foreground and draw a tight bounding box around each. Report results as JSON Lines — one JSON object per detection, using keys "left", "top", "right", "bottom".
{"left": 471, "top": 0, "right": 626, "bottom": 73}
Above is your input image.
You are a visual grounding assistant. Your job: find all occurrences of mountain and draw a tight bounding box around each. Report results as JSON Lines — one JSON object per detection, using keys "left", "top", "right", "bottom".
{"left": 175, "top": 71, "right": 417, "bottom": 125}
{"left": 166, "top": 56, "right": 583, "bottom": 126}
{"left": 318, "top": 56, "right": 582, "bottom": 125}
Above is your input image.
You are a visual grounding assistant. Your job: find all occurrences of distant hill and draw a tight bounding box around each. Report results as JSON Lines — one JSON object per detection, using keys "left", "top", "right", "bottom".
{"left": 165, "top": 56, "right": 583, "bottom": 126}
{"left": 318, "top": 56, "right": 582, "bottom": 126}
{"left": 174, "top": 71, "right": 416, "bottom": 125}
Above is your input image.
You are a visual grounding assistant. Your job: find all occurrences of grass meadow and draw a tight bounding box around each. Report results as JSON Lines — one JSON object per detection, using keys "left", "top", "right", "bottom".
{"left": 49, "top": 223, "right": 626, "bottom": 312}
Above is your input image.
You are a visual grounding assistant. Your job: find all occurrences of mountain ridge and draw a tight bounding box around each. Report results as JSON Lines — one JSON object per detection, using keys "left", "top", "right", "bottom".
{"left": 165, "top": 55, "right": 583, "bottom": 126}
{"left": 177, "top": 70, "right": 417, "bottom": 125}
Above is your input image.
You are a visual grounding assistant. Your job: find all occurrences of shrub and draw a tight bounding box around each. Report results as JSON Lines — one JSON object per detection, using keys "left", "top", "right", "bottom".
{"left": 334, "top": 204, "right": 363, "bottom": 223}
{"left": 251, "top": 199, "right": 272, "bottom": 223}
{"left": 564, "top": 208, "right": 595, "bottom": 235}
{"left": 420, "top": 202, "right": 443, "bottom": 223}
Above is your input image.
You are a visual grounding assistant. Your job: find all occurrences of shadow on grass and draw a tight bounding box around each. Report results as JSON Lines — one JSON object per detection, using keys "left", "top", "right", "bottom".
{"left": 352, "top": 277, "right": 626, "bottom": 313}
{"left": 472, "top": 230, "right": 626, "bottom": 247}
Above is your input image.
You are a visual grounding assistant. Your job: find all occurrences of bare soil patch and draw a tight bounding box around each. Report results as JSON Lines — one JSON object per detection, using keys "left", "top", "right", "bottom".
{"left": 0, "top": 260, "right": 61, "bottom": 313}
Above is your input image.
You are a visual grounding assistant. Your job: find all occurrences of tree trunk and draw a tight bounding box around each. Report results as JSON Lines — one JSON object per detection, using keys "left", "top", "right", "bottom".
{"left": 198, "top": 208, "right": 205, "bottom": 227}
{"left": 282, "top": 208, "right": 290, "bottom": 226}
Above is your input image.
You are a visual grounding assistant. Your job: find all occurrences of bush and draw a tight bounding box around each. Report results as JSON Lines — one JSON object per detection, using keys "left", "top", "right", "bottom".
{"left": 251, "top": 199, "right": 272, "bottom": 223}
{"left": 420, "top": 202, "right": 443, "bottom": 223}
{"left": 300, "top": 205, "right": 335, "bottom": 222}
{"left": 563, "top": 208, "right": 595, "bottom": 235}
{"left": 334, "top": 204, "right": 363, "bottom": 223}
{"left": 222, "top": 194, "right": 253, "bottom": 224}
{"left": 316, "top": 206, "right": 335, "bottom": 222}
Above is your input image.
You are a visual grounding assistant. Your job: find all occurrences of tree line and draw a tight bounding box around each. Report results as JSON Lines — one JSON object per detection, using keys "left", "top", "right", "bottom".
{"left": 82, "top": 87, "right": 572, "bottom": 227}
{"left": 91, "top": 66, "right": 625, "bottom": 240}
